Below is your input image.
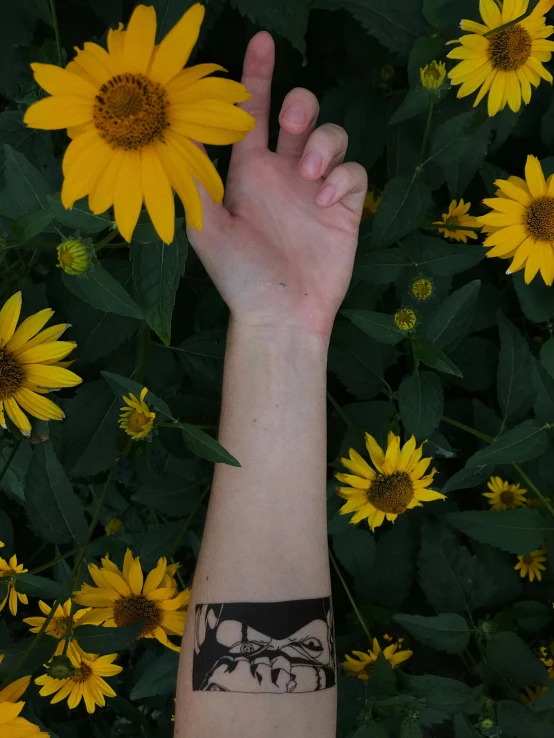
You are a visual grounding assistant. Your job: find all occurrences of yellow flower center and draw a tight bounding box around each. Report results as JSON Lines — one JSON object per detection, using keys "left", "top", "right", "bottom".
{"left": 72, "top": 662, "right": 92, "bottom": 683}
{"left": 426, "top": 67, "right": 441, "bottom": 81}
{"left": 444, "top": 216, "right": 460, "bottom": 230}
{"left": 522, "top": 553, "right": 534, "bottom": 565}
{"left": 93, "top": 73, "right": 169, "bottom": 150}
{"left": 394, "top": 308, "right": 417, "bottom": 331}
{"left": 489, "top": 24, "right": 532, "bottom": 71}
{"left": 113, "top": 594, "right": 161, "bottom": 636}
{"left": 127, "top": 409, "right": 151, "bottom": 434}
{"left": 368, "top": 471, "right": 414, "bottom": 514}
{"left": 411, "top": 278, "right": 433, "bottom": 300}
{"left": 0, "top": 348, "right": 24, "bottom": 401}
{"left": 500, "top": 488, "right": 515, "bottom": 505}
{"left": 525, "top": 196, "right": 554, "bottom": 241}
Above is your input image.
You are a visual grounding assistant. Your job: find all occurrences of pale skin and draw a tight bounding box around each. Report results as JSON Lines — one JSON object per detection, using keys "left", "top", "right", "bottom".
{"left": 174, "top": 30, "right": 367, "bottom": 738}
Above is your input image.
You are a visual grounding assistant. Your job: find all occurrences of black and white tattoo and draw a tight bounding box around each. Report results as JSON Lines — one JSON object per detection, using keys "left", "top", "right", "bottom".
{"left": 193, "top": 597, "right": 335, "bottom": 693}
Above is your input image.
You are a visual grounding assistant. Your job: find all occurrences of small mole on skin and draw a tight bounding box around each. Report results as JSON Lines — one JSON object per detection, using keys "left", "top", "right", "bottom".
{"left": 253, "top": 418, "right": 257, "bottom": 422}
{"left": 304, "top": 293, "right": 308, "bottom": 296}
{"left": 205, "top": 576, "right": 209, "bottom": 581}
{"left": 279, "top": 282, "right": 286, "bottom": 287}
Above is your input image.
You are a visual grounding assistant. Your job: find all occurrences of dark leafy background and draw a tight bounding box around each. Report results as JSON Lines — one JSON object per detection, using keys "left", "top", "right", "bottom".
{"left": 1, "top": 0, "right": 554, "bottom": 736}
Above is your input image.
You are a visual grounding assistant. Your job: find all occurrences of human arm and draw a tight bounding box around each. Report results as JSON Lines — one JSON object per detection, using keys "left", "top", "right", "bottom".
{"left": 173, "top": 30, "right": 367, "bottom": 738}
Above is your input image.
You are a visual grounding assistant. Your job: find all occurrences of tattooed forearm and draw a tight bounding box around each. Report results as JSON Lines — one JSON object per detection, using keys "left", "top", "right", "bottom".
{"left": 192, "top": 597, "right": 336, "bottom": 693}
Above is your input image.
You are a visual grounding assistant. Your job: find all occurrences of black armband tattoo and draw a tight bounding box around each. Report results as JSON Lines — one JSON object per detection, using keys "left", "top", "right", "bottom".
{"left": 192, "top": 597, "right": 336, "bottom": 693}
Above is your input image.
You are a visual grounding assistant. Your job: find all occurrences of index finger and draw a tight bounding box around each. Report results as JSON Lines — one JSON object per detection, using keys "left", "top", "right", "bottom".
{"left": 231, "top": 31, "right": 275, "bottom": 155}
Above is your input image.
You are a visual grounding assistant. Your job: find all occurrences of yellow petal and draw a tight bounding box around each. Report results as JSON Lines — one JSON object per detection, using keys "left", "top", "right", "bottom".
{"left": 114, "top": 150, "right": 143, "bottom": 243}
{"left": 365, "top": 433, "right": 385, "bottom": 471}
{"left": 61, "top": 135, "right": 114, "bottom": 209}
{"left": 0, "top": 292, "right": 22, "bottom": 348}
{"left": 166, "top": 63, "right": 227, "bottom": 97}
{"left": 0, "top": 675, "right": 30, "bottom": 703}
{"left": 170, "top": 99, "right": 256, "bottom": 132}
{"left": 525, "top": 155, "right": 547, "bottom": 198}
{"left": 480, "top": 0, "right": 502, "bottom": 26}
{"left": 14, "top": 388, "right": 64, "bottom": 421}
{"left": 24, "top": 364, "right": 82, "bottom": 389}
{"left": 123, "top": 4, "right": 156, "bottom": 74}
{"left": 171, "top": 77, "right": 251, "bottom": 106}
{"left": 4, "top": 397, "right": 31, "bottom": 436}
{"left": 170, "top": 118, "right": 252, "bottom": 145}
{"left": 72, "top": 45, "right": 113, "bottom": 86}
{"left": 128, "top": 558, "right": 144, "bottom": 596}
{"left": 141, "top": 146, "right": 175, "bottom": 244}
{"left": 18, "top": 340, "right": 76, "bottom": 365}
{"left": 31, "top": 63, "right": 98, "bottom": 99}
{"left": 156, "top": 139, "right": 204, "bottom": 230}
{"left": 24, "top": 96, "right": 93, "bottom": 130}
{"left": 151, "top": 3, "right": 205, "bottom": 84}
{"left": 89, "top": 147, "right": 126, "bottom": 215}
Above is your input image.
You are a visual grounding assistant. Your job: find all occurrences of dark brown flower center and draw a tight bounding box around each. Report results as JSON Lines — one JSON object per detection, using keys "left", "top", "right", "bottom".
{"left": 113, "top": 594, "right": 161, "bottom": 636}
{"left": 93, "top": 73, "right": 169, "bottom": 150}
{"left": 500, "top": 488, "right": 515, "bottom": 505}
{"left": 526, "top": 196, "right": 554, "bottom": 241}
{"left": 522, "top": 553, "right": 534, "bottom": 565}
{"left": 72, "top": 662, "right": 92, "bottom": 683}
{"left": 368, "top": 472, "right": 414, "bottom": 514}
{"left": 489, "top": 24, "right": 532, "bottom": 71}
{"left": 0, "top": 348, "right": 24, "bottom": 401}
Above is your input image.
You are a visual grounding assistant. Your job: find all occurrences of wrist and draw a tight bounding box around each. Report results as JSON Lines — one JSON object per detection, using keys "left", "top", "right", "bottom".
{"left": 228, "top": 318, "right": 331, "bottom": 358}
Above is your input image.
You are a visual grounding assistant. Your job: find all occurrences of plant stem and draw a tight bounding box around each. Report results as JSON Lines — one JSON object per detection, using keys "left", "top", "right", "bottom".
{"left": 49, "top": 0, "right": 62, "bottom": 66}
{"left": 419, "top": 97, "right": 436, "bottom": 166}
{"left": 28, "top": 545, "right": 81, "bottom": 576}
{"left": 94, "top": 227, "right": 120, "bottom": 252}
{"left": 327, "top": 391, "right": 362, "bottom": 439}
{"left": 0, "top": 441, "right": 20, "bottom": 486}
{"left": 328, "top": 547, "right": 373, "bottom": 646}
{"left": 167, "top": 486, "right": 210, "bottom": 560}
{"left": 441, "top": 416, "right": 493, "bottom": 443}
{"left": 135, "top": 327, "right": 150, "bottom": 386}
{"left": 484, "top": 9, "right": 531, "bottom": 36}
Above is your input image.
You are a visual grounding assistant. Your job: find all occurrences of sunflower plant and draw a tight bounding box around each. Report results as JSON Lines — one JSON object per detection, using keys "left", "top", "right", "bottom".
{"left": 1, "top": 0, "right": 554, "bottom": 736}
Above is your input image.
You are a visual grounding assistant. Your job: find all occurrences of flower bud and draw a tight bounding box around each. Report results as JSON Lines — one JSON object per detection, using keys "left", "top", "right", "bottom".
{"left": 57, "top": 240, "right": 91, "bottom": 276}
{"left": 420, "top": 60, "right": 446, "bottom": 90}
{"left": 46, "top": 654, "right": 74, "bottom": 680}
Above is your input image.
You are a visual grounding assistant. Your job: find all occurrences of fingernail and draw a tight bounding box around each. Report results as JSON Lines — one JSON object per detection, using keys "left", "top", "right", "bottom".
{"left": 301, "top": 152, "right": 322, "bottom": 178}
{"left": 317, "top": 185, "right": 336, "bottom": 206}
{"left": 282, "top": 103, "right": 306, "bottom": 126}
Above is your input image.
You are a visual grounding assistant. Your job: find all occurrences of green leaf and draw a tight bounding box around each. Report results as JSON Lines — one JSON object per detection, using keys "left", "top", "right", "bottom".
{"left": 333, "top": 527, "right": 376, "bottom": 585}
{"left": 229, "top": 0, "right": 309, "bottom": 52}
{"left": 367, "top": 652, "right": 397, "bottom": 699}
{"left": 430, "top": 112, "right": 480, "bottom": 165}
{"left": 497, "top": 312, "right": 536, "bottom": 423}
{"left": 1, "top": 144, "right": 52, "bottom": 218}
{"left": 131, "top": 225, "right": 188, "bottom": 345}
{"left": 390, "top": 86, "right": 433, "bottom": 125}
{"left": 426, "top": 281, "right": 481, "bottom": 352}
{"left": 400, "top": 718, "right": 423, "bottom": 738}
{"left": 404, "top": 674, "right": 473, "bottom": 716}
{"left": 487, "top": 631, "right": 549, "bottom": 689}
{"left": 0, "top": 442, "right": 32, "bottom": 503}
{"left": 393, "top": 613, "right": 470, "bottom": 654}
{"left": 446, "top": 119, "right": 492, "bottom": 199}
{"left": 408, "top": 37, "right": 447, "bottom": 85}
{"left": 466, "top": 420, "right": 548, "bottom": 466}
{"left": 181, "top": 423, "right": 240, "bottom": 467}
{"left": 63, "top": 263, "right": 143, "bottom": 319}
{"left": 541, "top": 337, "right": 554, "bottom": 379}
{"left": 131, "top": 649, "right": 179, "bottom": 699}
{"left": 25, "top": 442, "right": 88, "bottom": 544}
{"left": 329, "top": 323, "right": 386, "bottom": 400}
{"left": 15, "top": 574, "right": 64, "bottom": 599}
{"left": 101, "top": 371, "right": 172, "bottom": 418}
{"left": 398, "top": 371, "right": 443, "bottom": 440}
{"left": 342, "top": 309, "right": 404, "bottom": 345}
{"left": 412, "top": 336, "right": 463, "bottom": 377}
{"left": 498, "top": 700, "right": 554, "bottom": 738}
{"left": 0, "top": 637, "right": 57, "bottom": 679}
{"left": 370, "top": 515, "right": 415, "bottom": 608}
{"left": 133, "top": 477, "right": 205, "bottom": 519}
{"left": 511, "top": 601, "right": 552, "bottom": 633}
{"left": 533, "top": 358, "right": 554, "bottom": 424}
{"left": 355, "top": 247, "right": 411, "bottom": 284}
{"left": 408, "top": 232, "right": 484, "bottom": 276}
{"left": 447, "top": 509, "right": 546, "bottom": 554}
{"left": 73, "top": 622, "right": 145, "bottom": 654}
{"left": 372, "top": 175, "right": 431, "bottom": 247}
{"left": 134, "top": 521, "right": 183, "bottom": 569}
{"left": 441, "top": 464, "right": 495, "bottom": 494}
{"left": 10, "top": 208, "right": 54, "bottom": 242}
{"left": 47, "top": 194, "right": 113, "bottom": 233}
{"left": 514, "top": 271, "right": 554, "bottom": 323}
{"left": 453, "top": 715, "right": 481, "bottom": 738}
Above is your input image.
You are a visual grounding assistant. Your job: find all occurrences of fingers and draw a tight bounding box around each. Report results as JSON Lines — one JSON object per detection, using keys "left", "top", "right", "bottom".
{"left": 276, "top": 88, "right": 320, "bottom": 158}
{"left": 315, "top": 161, "right": 368, "bottom": 214}
{"left": 231, "top": 31, "right": 275, "bottom": 156}
{"left": 298, "top": 123, "right": 348, "bottom": 181}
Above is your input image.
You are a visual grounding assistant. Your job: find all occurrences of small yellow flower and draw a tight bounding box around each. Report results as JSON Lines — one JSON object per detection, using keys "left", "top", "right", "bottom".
{"left": 483, "top": 476, "right": 528, "bottom": 511}
{"left": 433, "top": 199, "right": 480, "bottom": 242}
{"left": 342, "top": 636, "right": 413, "bottom": 680}
{"left": 35, "top": 651, "right": 122, "bottom": 714}
{"left": 515, "top": 544, "right": 547, "bottom": 582}
{"left": 105, "top": 517, "right": 124, "bottom": 536}
{"left": 394, "top": 307, "right": 417, "bottom": 331}
{"left": 521, "top": 685, "right": 548, "bottom": 704}
{"left": 538, "top": 645, "right": 554, "bottom": 679}
{"left": 23, "top": 599, "right": 90, "bottom": 657}
{"left": 57, "top": 240, "right": 91, "bottom": 275}
{"left": 362, "top": 190, "right": 382, "bottom": 221}
{"left": 380, "top": 64, "right": 395, "bottom": 82}
{"left": 119, "top": 387, "right": 156, "bottom": 440}
{"left": 0, "top": 554, "right": 28, "bottom": 616}
{"left": 336, "top": 432, "right": 445, "bottom": 531}
{"left": 411, "top": 277, "right": 434, "bottom": 301}
{"left": 0, "top": 660, "right": 48, "bottom": 736}
{"left": 420, "top": 60, "right": 446, "bottom": 90}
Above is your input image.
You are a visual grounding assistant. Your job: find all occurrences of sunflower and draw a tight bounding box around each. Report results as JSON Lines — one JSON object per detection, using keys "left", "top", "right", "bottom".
{"left": 483, "top": 476, "right": 528, "bottom": 510}
{"left": 538, "top": 645, "right": 554, "bottom": 679}
{"left": 478, "top": 155, "right": 554, "bottom": 285}
{"left": 35, "top": 651, "right": 122, "bottom": 713}
{"left": 119, "top": 387, "right": 156, "bottom": 440}
{"left": 433, "top": 199, "right": 480, "bottom": 242}
{"left": 0, "top": 665, "right": 48, "bottom": 736}
{"left": 23, "top": 599, "right": 90, "bottom": 657}
{"left": 0, "top": 553, "right": 28, "bottom": 616}
{"left": 0, "top": 292, "right": 81, "bottom": 436}
{"left": 73, "top": 549, "right": 190, "bottom": 652}
{"left": 23, "top": 4, "right": 254, "bottom": 244}
{"left": 342, "top": 636, "right": 413, "bottom": 680}
{"left": 336, "top": 432, "right": 446, "bottom": 531}
{"left": 448, "top": 0, "right": 554, "bottom": 116}
{"left": 361, "top": 190, "right": 382, "bottom": 220}
{"left": 515, "top": 544, "right": 547, "bottom": 582}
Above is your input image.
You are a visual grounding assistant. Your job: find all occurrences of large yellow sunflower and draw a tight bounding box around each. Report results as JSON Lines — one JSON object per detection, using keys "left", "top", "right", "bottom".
{"left": 336, "top": 432, "right": 446, "bottom": 531}
{"left": 23, "top": 4, "right": 254, "bottom": 244}
{"left": 0, "top": 666, "right": 48, "bottom": 736}
{"left": 35, "top": 651, "right": 122, "bottom": 714}
{"left": 23, "top": 599, "right": 90, "bottom": 657}
{"left": 73, "top": 549, "right": 190, "bottom": 652}
{"left": 342, "top": 636, "right": 413, "bottom": 680}
{"left": 0, "top": 292, "right": 81, "bottom": 436}
{"left": 478, "top": 155, "right": 554, "bottom": 284}
{"left": 448, "top": 0, "right": 554, "bottom": 116}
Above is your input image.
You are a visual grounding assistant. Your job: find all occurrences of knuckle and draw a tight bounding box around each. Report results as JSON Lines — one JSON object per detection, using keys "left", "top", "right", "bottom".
{"left": 320, "top": 123, "right": 348, "bottom": 148}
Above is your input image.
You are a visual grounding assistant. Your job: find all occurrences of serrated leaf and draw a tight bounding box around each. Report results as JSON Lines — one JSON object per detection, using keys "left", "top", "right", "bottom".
{"left": 404, "top": 674, "right": 473, "bottom": 716}
{"left": 447, "top": 509, "right": 546, "bottom": 554}
{"left": 497, "top": 312, "right": 536, "bottom": 423}
{"left": 333, "top": 527, "right": 376, "bottom": 586}
{"left": 73, "top": 622, "right": 144, "bottom": 654}
{"left": 511, "top": 601, "right": 552, "bottom": 633}
{"left": 400, "top": 718, "right": 423, "bottom": 738}
{"left": 390, "top": 86, "right": 433, "bottom": 125}
{"left": 453, "top": 715, "right": 481, "bottom": 738}
{"left": 398, "top": 371, "right": 444, "bottom": 440}
{"left": 47, "top": 194, "right": 112, "bottom": 233}
{"left": 63, "top": 263, "right": 143, "bottom": 319}
{"left": 409, "top": 232, "right": 484, "bottom": 276}
{"left": 533, "top": 358, "right": 554, "bottom": 424}
{"left": 342, "top": 309, "right": 404, "bottom": 345}
{"left": 466, "top": 420, "right": 548, "bottom": 466}
{"left": 370, "top": 515, "right": 415, "bottom": 608}
{"left": 15, "top": 574, "right": 64, "bottom": 600}
{"left": 2, "top": 144, "right": 52, "bottom": 218}
{"left": 355, "top": 247, "right": 410, "bottom": 283}
{"left": 430, "top": 112, "right": 480, "bottom": 165}
{"left": 498, "top": 699, "right": 554, "bottom": 738}
{"left": 181, "top": 423, "right": 240, "bottom": 467}
{"left": 514, "top": 271, "right": 554, "bottom": 323}
{"left": 25, "top": 442, "right": 88, "bottom": 544}
{"left": 412, "top": 336, "right": 463, "bottom": 377}
{"left": 441, "top": 464, "right": 495, "bottom": 494}
{"left": 134, "top": 521, "right": 183, "bottom": 569}
{"left": 229, "top": 0, "right": 309, "bottom": 52}
{"left": 394, "top": 613, "right": 470, "bottom": 654}
{"left": 101, "top": 371, "right": 172, "bottom": 418}
{"left": 426, "top": 281, "right": 481, "bottom": 352}
{"left": 372, "top": 175, "right": 431, "bottom": 247}
{"left": 487, "top": 631, "right": 548, "bottom": 689}
{"left": 10, "top": 208, "right": 54, "bottom": 242}
{"left": 130, "top": 649, "right": 179, "bottom": 699}
{"left": 0, "top": 637, "right": 57, "bottom": 679}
